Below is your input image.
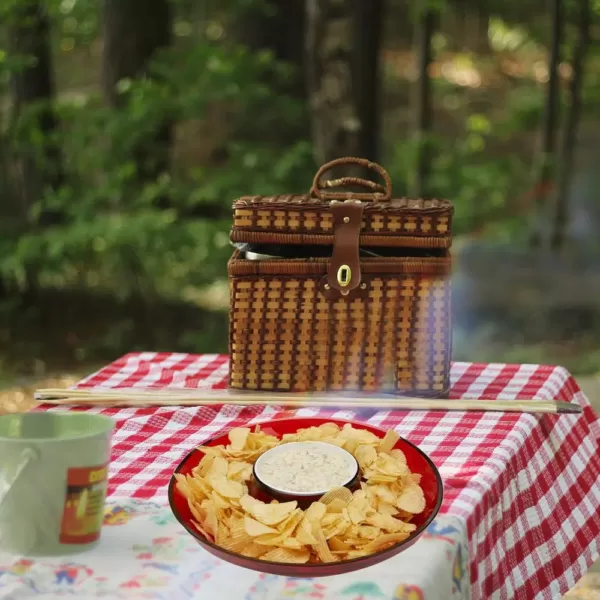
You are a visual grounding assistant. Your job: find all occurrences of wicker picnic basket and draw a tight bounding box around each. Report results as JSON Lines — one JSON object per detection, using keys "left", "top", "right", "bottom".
{"left": 228, "top": 157, "right": 453, "bottom": 396}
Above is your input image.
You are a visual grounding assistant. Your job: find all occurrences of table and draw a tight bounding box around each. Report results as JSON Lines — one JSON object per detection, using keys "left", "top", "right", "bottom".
{"left": 2, "top": 353, "right": 600, "bottom": 600}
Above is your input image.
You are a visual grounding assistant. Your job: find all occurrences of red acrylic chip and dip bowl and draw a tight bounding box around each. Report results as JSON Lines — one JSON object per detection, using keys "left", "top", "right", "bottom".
{"left": 168, "top": 417, "right": 443, "bottom": 577}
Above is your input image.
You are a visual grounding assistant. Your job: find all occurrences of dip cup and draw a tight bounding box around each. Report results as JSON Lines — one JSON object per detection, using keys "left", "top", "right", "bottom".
{"left": 0, "top": 412, "right": 115, "bottom": 556}
{"left": 252, "top": 441, "right": 360, "bottom": 508}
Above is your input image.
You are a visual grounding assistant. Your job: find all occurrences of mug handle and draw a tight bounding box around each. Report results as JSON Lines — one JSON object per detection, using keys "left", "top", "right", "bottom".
{"left": 0, "top": 446, "right": 40, "bottom": 509}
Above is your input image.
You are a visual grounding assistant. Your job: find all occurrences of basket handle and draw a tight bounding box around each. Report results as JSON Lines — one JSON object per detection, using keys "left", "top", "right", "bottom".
{"left": 310, "top": 157, "right": 392, "bottom": 202}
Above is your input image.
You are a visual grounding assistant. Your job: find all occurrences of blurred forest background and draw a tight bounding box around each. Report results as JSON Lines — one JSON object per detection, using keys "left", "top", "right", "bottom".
{"left": 1, "top": 0, "right": 600, "bottom": 385}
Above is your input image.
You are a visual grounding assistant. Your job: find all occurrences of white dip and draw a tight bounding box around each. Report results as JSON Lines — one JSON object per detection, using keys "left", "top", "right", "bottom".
{"left": 254, "top": 441, "right": 357, "bottom": 494}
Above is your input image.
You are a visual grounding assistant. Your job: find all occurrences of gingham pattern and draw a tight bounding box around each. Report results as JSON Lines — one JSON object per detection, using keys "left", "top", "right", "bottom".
{"left": 37, "top": 353, "right": 600, "bottom": 600}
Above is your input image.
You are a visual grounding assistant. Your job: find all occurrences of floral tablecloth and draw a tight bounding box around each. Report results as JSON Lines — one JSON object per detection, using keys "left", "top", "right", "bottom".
{"left": 0, "top": 499, "right": 469, "bottom": 600}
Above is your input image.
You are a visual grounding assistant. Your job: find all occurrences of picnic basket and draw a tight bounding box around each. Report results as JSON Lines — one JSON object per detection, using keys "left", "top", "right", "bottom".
{"left": 227, "top": 157, "right": 453, "bottom": 396}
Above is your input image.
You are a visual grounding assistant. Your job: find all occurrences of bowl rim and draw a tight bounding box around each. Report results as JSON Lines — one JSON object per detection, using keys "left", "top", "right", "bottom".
{"left": 253, "top": 440, "right": 359, "bottom": 497}
{"left": 168, "top": 416, "right": 444, "bottom": 570}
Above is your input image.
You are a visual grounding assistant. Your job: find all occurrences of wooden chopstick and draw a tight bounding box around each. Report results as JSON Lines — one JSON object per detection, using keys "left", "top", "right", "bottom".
{"left": 34, "top": 388, "right": 582, "bottom": 415}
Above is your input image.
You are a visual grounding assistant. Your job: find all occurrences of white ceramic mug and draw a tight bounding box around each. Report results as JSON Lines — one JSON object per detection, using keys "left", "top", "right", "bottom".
{"left": 0, "top": 412, "right": 115, "bottom": 556}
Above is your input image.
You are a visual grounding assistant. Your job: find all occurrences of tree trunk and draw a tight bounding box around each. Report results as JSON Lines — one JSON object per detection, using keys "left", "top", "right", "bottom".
{"left": 468, "top": 5, "right": 492, "bottom": 54}
{"left": 229, "top": 0, "right": 308, "bottom": 151}
{"left": 236, "top": 0, "right": 306, "bottom": 98}
{"left": 412, "top": 8, "right": 437, "bottom": 198}
{"left": 10, "top": 0, "right": 63, "bottom": 225}
{"left": 528, "top": 0, "right": 562, "bottom": 247}
{"left": 306, "top": 0, "right": 359, "bottom": 166}
{"left": 102, "top": 0, "right": 173, "bottom": 194}
{"left": 549, "top": 0, "right": 590, "bottom": 251}
{"left": 353, "top": 0, "right": 384, "bottom": 163}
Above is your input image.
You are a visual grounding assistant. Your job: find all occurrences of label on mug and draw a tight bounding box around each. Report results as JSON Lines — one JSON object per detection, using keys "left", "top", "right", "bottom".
{"left": 59, "top": 464, "right": 109, "bottom": 544}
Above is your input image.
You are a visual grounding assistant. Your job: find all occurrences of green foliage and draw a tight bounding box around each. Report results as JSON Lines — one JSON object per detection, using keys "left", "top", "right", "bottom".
{"left": 488, "top": 17, "right": 540, "bottom": 54}
{"left": 49, "top": 0, "right": 99, "bottom": 48}
{"left": 0, "top": 31, "right": 314, "bottom": 299}
{"left": 387, "top": 112, "right": 528, "bottom": 236}
{"left": 500, "top": 86, "right": 545, "bottom": 132}
{"left": 408, "top": 0, "right": 448, "bottom": 20}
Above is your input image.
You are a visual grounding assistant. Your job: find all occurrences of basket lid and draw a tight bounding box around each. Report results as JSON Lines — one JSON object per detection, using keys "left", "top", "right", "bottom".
{"left": 230, "top": 157, "right": 453, "bottom": 249}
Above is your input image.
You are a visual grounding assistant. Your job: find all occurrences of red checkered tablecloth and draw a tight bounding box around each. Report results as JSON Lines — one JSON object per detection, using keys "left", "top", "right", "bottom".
{"left": 38, "top": 353, "right": 600, "bottom": 600}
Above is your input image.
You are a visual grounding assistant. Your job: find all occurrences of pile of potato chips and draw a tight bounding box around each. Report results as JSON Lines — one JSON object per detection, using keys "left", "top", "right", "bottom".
{"left": 174, "top": 422, "right": 426, "bottom": 564}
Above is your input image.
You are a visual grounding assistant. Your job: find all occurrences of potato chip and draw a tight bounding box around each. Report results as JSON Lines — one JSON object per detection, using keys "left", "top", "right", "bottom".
{"left": 210, "top": 456, "right": 230, "bottom": 478}
{"left": 342, "top": 438, "right": 359, "bottom": 455}
{"left": 196, "top": 444, "right": 227, "bottom": 459}
{"left": 189, "top": 475, "right": 212, "bottom": 498}
{"left": 340, "top": 423, "right": 379, "bottom": 444}
{"left": 378, "top": 454, "right": 409, "bottom": 476}
{"left": 347, "top": 490, "right": 372, "bottom": 525}
{"left": 240, "top": 542, "right": 268, "bottom": 558}
{"left": 188, "top": 499, "right": 206, "bottom": 525}
{"left": 396, "top": 509, "right": 415, "bottom": 521}
{"left": 356, "top": 525, "right": 381, "bottom": 540}
{"left": 204, "top": 501, "right": 219, "bottom": 538}
{"left": 325, "top": 498, "right": 349, "bottom": 513}
{"left": 323, "top": 518, "right": 350, "bottom": 540}
{"left": 228, "top": 461, "right": 252, "bottom": 481}
{"left": 209, "top": 475, "right": 246, "bottom": 500}
{"left": 345, "top": 549, "right": 373, "bottom": 559}
{"left": 253, "top": 533, "right": 283, "bottom": 546}
{"left": 320, "top": 486, "right": 353, "bottom": 506}
{"left": 304, "top": 501, "right": 326, "bottom": 523}
{"left": 363, "top": 453, "right": 409, "bottom": 483}
{"left": 296, "top": 516, "right": 318, "bottom": 545}
{"left": 379, "top": 429, "right": 400, "bottom": 454}
{"left": 366, "top": 512, "right": 416, "bottom": 533}
{"left": 228, "top": 427, "right": 251, "bottom": 451}
{"left": 266, "top": 509, "right": 304, "bottom": 541}
{"left": 313, "top": 525, "right": 335, "bottom": 563}
{"left": 370, "top": 483, "right": 399, "bottom": 505}
{"left": 220, "top": 518, "right": 253, "bottom": 553}
{"left": 321, "top": 513, "right": 341, "bottom": 527}
{"left": 390, "top": 448, "right": 407, "bottom": 463}
{"left": 397, "top": 483, "right": 426, "bottom": 514}
{"left": 324, "top": 437, "right": 346, "bottom": 448}
{"left": 355, "top": 445, "right": 377, "bottom": 469}
{"left": 375, "top": 502, "right": 400, "bottom": 517}
{"left": 240, "top": 495, "right": 298, "bottom": 526}
{"left": 210, "top": 491, "right": 233, "bottom": 511}
{"left": 175, "top": 473, "right": 191, "bottom": 500}
{"left": 319, "top": 422, "right": 341, "bottom": 436}
{"left": 329, "top": 536, "right": 352, "bottom": 552}
{"left": 192, "top": 454, "right": 215, "bottom": 478}
{"left": 191, "top": 519, "right": 213, "bottom": 541}
{"left": 363, "top": 532, "right": 411, "bottom": 552}
{"left": 261, "top": 547, "right": 311, "bottom": 563}
{"left": 244, "top": 515, "right": 278, "bottom": 537}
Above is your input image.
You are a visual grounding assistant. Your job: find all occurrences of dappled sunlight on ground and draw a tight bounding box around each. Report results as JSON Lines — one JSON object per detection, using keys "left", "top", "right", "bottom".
{"left": 563, "top": 574, "right": 600, "bottom": 599}
{"left": 0, "top": 375, "right": 80, "bottom": 415}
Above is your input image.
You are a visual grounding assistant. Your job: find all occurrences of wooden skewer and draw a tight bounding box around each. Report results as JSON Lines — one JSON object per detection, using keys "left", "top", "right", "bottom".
{"left": 34, "top": 388, "right": 582, "bottom": 414}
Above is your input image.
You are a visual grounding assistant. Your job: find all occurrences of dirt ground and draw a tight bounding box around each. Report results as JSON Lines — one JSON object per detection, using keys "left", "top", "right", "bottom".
{"left": 1, "top": 371, "right": 599, "bottom": 597}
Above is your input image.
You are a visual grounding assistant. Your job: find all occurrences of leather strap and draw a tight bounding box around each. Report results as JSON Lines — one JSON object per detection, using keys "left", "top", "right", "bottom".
{"left": 327, "top": 200, "right": 365, "bottom": 295}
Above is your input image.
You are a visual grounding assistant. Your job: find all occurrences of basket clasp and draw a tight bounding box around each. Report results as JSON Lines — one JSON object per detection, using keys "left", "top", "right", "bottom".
{"left": 326, "top": 199, "right": 365, "bottom": 297}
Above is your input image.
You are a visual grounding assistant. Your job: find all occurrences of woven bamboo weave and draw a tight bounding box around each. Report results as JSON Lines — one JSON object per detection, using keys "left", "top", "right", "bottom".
{"left": 231, "top": 196, "right": 452, "bottom": 248}
{"left": 228, "top": 157, "right": 453, "bottom": 396}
